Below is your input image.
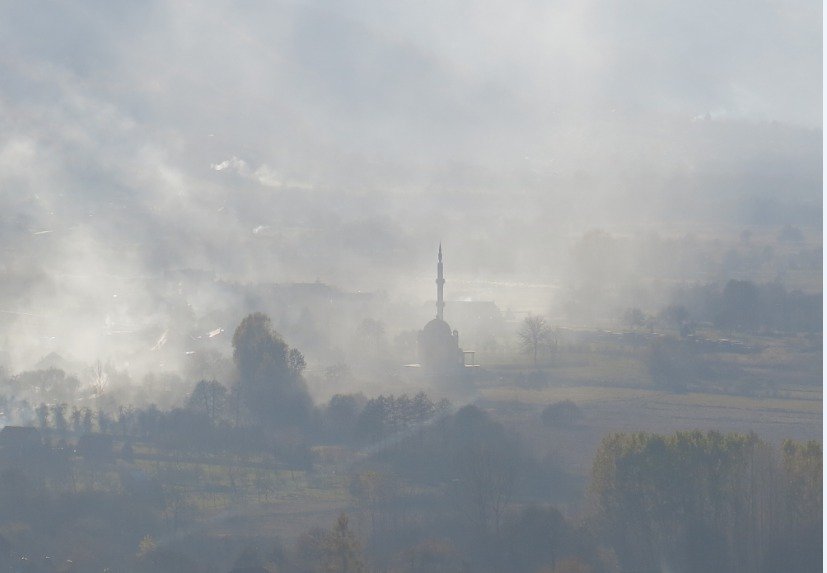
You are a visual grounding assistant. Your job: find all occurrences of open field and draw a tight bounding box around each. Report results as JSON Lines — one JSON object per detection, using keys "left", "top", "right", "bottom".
{"left": 471, "top": 328, "right": 822, "bottom": 504}
{"left": 480, "top": 382, "right": 821, "bottom": 488}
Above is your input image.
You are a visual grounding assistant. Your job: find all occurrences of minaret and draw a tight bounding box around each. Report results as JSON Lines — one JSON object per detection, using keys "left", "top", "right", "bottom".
{"left": 436, "top": 243, "right": 445, "bottom": 320}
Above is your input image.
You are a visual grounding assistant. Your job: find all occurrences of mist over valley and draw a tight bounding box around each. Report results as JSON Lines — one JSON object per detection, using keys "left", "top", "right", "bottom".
{"left": 0, "top": 2, "right": 821, "bottom": 572}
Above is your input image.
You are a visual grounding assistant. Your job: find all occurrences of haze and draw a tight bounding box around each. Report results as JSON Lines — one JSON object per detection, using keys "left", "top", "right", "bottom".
{"left": 0, "top": 3, "right": 821, "bottom": 572}
{"left": 0, "top": 0, "right": 820, "bottom": 372}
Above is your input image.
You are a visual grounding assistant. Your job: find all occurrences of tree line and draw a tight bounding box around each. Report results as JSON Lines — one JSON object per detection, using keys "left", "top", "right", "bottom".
{"left": 590, "top": 431, "right": 821, "bottom": 573}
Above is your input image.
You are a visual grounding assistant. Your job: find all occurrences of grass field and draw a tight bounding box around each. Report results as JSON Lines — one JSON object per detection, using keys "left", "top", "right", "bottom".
{"left": 474, "top": 329, "right": 821, "bottom": 495}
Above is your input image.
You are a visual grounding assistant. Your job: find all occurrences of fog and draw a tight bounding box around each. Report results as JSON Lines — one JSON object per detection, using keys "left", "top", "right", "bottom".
{"left": 0, "top": 0, "right": 820, "bottom": 378}
{"left": 0, "top": 2, "right": 822, "bottom": 572}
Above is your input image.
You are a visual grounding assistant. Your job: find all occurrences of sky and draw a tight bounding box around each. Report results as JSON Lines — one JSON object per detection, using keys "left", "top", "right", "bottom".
{"left": 0, "top": 0, "right": 821, "bottom": 372}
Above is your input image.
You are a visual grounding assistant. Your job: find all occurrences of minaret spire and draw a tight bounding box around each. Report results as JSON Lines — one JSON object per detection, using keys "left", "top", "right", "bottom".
{"left": 436, "top": 243, "right": 445, "bottom": 320}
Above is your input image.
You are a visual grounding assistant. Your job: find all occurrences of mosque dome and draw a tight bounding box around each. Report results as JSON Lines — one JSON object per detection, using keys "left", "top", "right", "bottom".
{"left": 419, "top": 318, "right": 460, "bottom": 372}
{"left": 422, "top": 317, "right": 453, "bottom": 339}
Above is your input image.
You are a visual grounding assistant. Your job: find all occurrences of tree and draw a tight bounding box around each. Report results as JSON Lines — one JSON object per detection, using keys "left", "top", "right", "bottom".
{"left": 71, "top": 406, "right": 82, "bottom": 433}
{"left": 716, "top": 279, "right": 759, "bottom": 331}
{"left": 502, "top": 506, "right": 584, "bottom": 573}
{"left": 233, "top": 313, "right": 289, "bottom": 384}
{"left": 541, "top": 400, "right": 584, "bottom": 427}
{"left": 81, "top": 407, "right": 94, "bottom": 434}
{"left": 97, "top": 409, "right": 112, "bottom": 434}
{"left": 354, "top": 393, "right": 442, "bottom": 442}
{"left": 770, "top": 440, "right": 822, "bottom": 571}
{"left": 452, "top": 406, "right": 520, "bottom": 537}
{"left": 590, "top": 431, "right": 779, "bottom": 573}
{"left": 295, "top": 513, "right": 366, "bottom": 573}
{"left": 232, "top": 312, "right": 313, "bottom": 428}
{"left": 11, "top": 368, "right": 80, "bottom": 403}
{"left": 35, "top": 403, "right": 49, "bottom": 431}
{"left": 91, "top": 359, "right": 107, "bottom": 395}
{"left": 186, "top": 379, "right": 228, "bottom": 424}
{"left": 518, "top": 314, "right": 553, "bottom": 366}
{"left": 288, "top": 348, "right": 307, "bottom": 375}
{"left": 325, "top": 393, "right": 366, "bottom": 440}
{"left": 660, "top": 304, "right": 694, "bottom": 337}
{"left": 349, "top": 471, "right": 398, "bottom": 538}
{"left": 295, "top": 527, "right": 330, "bottom": 573}
{"left": 660, "top": 304, "right": 689, "bottom": 329}
{"left": 52, "top": 403, "right": 68, "bottom": 437}
{"left": 326, "top": 513, "right": 366, "bottom": 573}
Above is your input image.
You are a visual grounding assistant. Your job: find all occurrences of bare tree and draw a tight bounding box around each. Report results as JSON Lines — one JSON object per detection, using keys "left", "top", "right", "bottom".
{"left": 456, "top": 440, "right": 518, "bottom": 536}
{"left": 91, "top": 359, "right": 107, "bottom": 395}
{"left": 518, "top": 314, "right": 552, "bottom": 366}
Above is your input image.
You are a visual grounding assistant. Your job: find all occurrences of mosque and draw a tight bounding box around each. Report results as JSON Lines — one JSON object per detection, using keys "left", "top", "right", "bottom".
{"left": 418, "top": 245, "right": 468, "bottom": 373}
